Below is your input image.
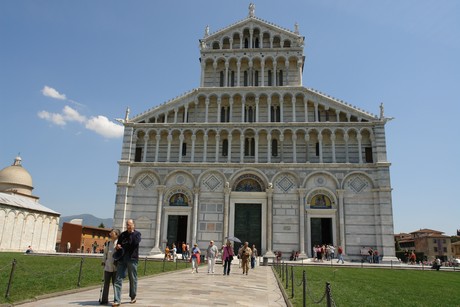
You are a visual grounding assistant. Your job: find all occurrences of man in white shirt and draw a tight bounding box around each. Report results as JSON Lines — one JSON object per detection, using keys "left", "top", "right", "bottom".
{"left": 206, "top": 240, "right": 218, "bottom": 274}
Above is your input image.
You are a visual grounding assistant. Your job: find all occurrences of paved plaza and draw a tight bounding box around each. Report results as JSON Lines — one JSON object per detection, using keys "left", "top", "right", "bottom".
{"left": 16, "top": 264, "right": 287, "bottom": 307}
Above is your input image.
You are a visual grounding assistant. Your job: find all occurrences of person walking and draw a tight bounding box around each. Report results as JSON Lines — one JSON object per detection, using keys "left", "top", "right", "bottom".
{"left": 222, "top": 241, "right": 234, "bottom": 275}
{"left": 337, "top": 246, "right": 344, "bottom": 264}
{"left": 100, "top": 229, "right": 120, "bottom": 305}
{"left": 206, "top": 240, "right": 218, "bottom": 274}
{"left": 241, "top": 242, "right": 252, "bottom": 275}
{"left": 112, "top": 219, "right": 141, "bottom": 307}
{"left": 171, "top": 243, "right": 177, "bottom": 262}
{"left": 190, "top": 243, "right": 201, "bottom": 273}
{"left": 251, "top": 244, "right": 258, "bottom": 269}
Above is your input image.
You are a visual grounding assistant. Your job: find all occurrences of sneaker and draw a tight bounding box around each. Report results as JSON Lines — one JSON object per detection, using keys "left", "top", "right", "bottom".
{"left": 130, "top": 297, "right": 136, "bottom": 304}
{"left": 112, "top": 303, "right": 120, "bottom": 307}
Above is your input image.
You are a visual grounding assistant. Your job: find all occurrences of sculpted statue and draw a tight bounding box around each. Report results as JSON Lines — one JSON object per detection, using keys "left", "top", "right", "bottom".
{"left": 249, "top": 3, "right": 255, "bottom": 17}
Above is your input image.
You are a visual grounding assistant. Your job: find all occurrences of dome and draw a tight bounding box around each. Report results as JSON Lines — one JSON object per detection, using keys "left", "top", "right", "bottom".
{"left": 0, "top": 156, "right": 33, "bottom": 195}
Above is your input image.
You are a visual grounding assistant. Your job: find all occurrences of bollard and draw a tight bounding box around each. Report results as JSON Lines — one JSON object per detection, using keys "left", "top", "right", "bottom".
{"left": 5, "top": 258, "right": 17, "bottom": 299}
{"left": 291, "top": 266, "right": 294, "bottom": 298}
{"left": 77, "top": 257, "right": 84, "bottom": 287}
{"left": 281, "top": 261, "right": 284, "bottom": 281}
{"left": 285, "top": 264, "right": 289, "bottom": 289}
{"left": 326, "top": 282, "right": 332, "bottom": 307}
{"left": 163, "top": 257, "right": 166, "bottom": 272}
{"left": 144, "top": 257, "right": 148, "bottom": 275}
{"left": 302, "top": 270, "right": 306, "bottom": 307}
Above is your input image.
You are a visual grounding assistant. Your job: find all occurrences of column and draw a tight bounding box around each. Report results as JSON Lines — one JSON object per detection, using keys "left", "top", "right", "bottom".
{"left": 285, "top": 59, "right": 289, "bottom": 86}
{"left": 292, "top": 133, "right": 297, "bottom": 163}
{"left": 255, "top": 96, "right": 259, "bottom": 122}
{"left": 224, "top": 61, "right": 229, "bottom": 87}
{"left": 155, "top": 134, "right": 161, "bottom": 162}
{"left": 151, "top": 185, "right": 166, "bottom": 254}
{"left": 280, "top": 98, "right": 284, "bottom": 122}
{"left": 166, "top": 132, "right": 172, "bottom": 162}
{"left": 239, "top": 134, "right": 244, "bottom": 163}
{"left": 318, "top": 133, "right": 323, "bottom": 163}
{"left": 217, "top": 97, "right": 222, "bottom": 122}
{"left": 223, "top": 183, "right": 231, "bottom": 243}
{"left": 314, "top": 102, "right": 319, "bottom": 122}
{"left": 265, "top": 185, "right": 275, "bottom": 257}
{"left": 291, "top": 96, "right": 296, "bottom": 122}
{"left": 174, "top": 108, "right": 178, "bottom": 123}
{"left": 178, "top": 133, "right": 184, "bottom": 162}
{"left": 267, "top": 96, "right": 272, "bottom": 122}
{"left": 273, "top": 62, "right": 277, "bottom": 85}
{"left": 297, "top": 188, "right": 307, "bottom": 258}
{"left": 215, "top": 134, "right": 220, "bottom": 162}
{"left": 337, "top": 189, "right": 345, "bottom": 249}
{"left": 344, "top": 133, "right": 349, "bottom": 163}
{"left": 331, "top": 132, "right": 336, "bottom": 163}
{"left": 279, "top": 134, "right": 284, "bottom": 161}
{"left": 227, "top": 134, "right": 232, "bottom": 163}
{"left": 164, "top": 111, "right": 168, "bottom": 123}
{"left": 249, "top": 28, "right": 253, "bottom": 48}
{"left": 261, "top": 61, "right": 265, "bottom": 87}
{"left": 200, "top": 61, "right": 206, "bottom": 87}
{"left": 357, "top": 132, "right": 363, "bottom": 163}
{"left": 192, "top": 187, "right": 200, "bottom": 245}
{"left": 213, "top": 62, "right": 217, "bottom": 87}
{"left": 184, "top": 105, "right": 189, "bottom": 123}
{"left": 254, "top": 132, "right": 259, "bottom": 163}
{"left": 237, "top": 61, "right": 241, "bottom": 87}
{"left": 205, "top": 97, "right": 209, "bottom": 123}
{"left": 191, "top": 134, "right": 196, "bottom": 162}
{"left": 305, "top": 133, "right": 310, "bottom": 163}
{"left": 229, "top": 97, "right": 234, "bottom": 123}
{"left": 266, "top": 134, "right": 272, "bottom": 163}
{"left": 203, "top": 133, "right": 208, "bottom": 162}
{"left": 304, "top": 97, "right": 309, "bottom": 122}
{"left": 241, "top": 97, "right": 245, "bottom": 122}
{"left": 297, "top": 59, "right": 303, "bottom": 86}
{"left": 142, "top": 135, "right": 149, "bottom": 162}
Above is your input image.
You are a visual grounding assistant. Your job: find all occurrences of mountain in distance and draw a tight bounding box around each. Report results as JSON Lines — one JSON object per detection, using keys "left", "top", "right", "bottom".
{"left": 59, "top": 214, "right": 113, "bottom": 229}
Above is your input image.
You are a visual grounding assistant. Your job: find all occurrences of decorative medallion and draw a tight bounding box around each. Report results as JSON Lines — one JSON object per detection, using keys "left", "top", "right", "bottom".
{"left": 277, "top": 176, "right": 294, "bottom": 193}
{"left": 348, "top": 176, "right": 368, "bottom": 193}
{"left": 139, "top": 175, "right": 154, "bottom": 189}
{"left": 315, "top": 176, "right": 326, "bottom": 186}
{"left": 176, "top": 175, "right": 185, "bottom": 185}
{"left": 204, "top": 174, "right": 221, "bottom": 191}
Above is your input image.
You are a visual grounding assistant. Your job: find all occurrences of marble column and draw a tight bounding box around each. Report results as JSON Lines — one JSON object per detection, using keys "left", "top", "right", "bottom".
{"left": 265, "top": 185, "right": 275, "bottom": 257}
{"left": 337, "top": 189, "right": 345, "bottom": 249}
{"left": 150, "top": 185, "right": 166, "bottom": 254}
{"left": 192, "top": 187, "right": 200, "bottom": 245}
{"left": 297, "top": 188, "right": 307, "bottom": 258}
{"left": 223, "top": 183, "right": 231, "bottom": 244}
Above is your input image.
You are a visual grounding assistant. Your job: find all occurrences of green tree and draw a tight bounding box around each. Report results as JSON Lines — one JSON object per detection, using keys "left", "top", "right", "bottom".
{"left": 98, "top": 222, "right": 105, "bottom": 228}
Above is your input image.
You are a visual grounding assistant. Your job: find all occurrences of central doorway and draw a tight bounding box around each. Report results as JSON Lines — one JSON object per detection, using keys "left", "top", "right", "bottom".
{"left": 234, "top": 203, "right": 261, "bottom": 254}
{"left": 167, "top": 215, "right": 188, "bottom": 252}
{"left": 310, "top": 218, "right": 332, "bottom": 246}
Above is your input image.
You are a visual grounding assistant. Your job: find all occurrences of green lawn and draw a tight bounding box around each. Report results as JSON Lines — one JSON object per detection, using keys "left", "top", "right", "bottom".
{"left": 276, "top": 265, "right": 460, "bottom": 307}
{"left": 0, "top": 252, "right": 191, "bottom": 304}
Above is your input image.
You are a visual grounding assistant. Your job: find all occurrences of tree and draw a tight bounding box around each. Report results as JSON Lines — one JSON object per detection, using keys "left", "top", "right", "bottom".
{"left": 98, "top": 222, "right": 105, "bottom": 228}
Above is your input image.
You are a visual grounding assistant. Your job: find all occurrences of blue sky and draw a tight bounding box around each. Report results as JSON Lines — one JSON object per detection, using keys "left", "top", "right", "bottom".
{"left": 1, "top": 1, "right": 459, "bottom": 235}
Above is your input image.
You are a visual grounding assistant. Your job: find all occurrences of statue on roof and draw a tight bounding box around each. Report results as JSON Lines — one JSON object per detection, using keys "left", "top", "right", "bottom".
{"left": 379, "top": 102, "right": 384, "bottom": 119}
{"left": 125, "top": 107, "right": 130, "bottom": 122}
{"left": 204, "top": 25, "right": 209, "bottom": 37}
{"left": 249, "top": 3, "right": 255, "bottom": 17}
{"left": 294, "top": 22, "right": 299, "bottom": 34}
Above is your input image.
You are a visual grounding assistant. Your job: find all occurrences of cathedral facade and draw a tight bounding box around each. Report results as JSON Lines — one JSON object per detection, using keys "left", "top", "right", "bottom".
{"left": 113, "top": 5, "right": 396, "bottom": 261}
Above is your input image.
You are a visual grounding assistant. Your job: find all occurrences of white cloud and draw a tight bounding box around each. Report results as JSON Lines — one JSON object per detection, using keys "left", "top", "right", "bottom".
{"left": 62, "top": 105, "right": 86, "bottom": 123}
{"left": 85, "top": 115, "right": 124, "bottom": 139}
{"left": 38, "top": 106, "right": 123, "bottom": 139}
{"left": 37, "top": 110, "right": 66, "bottom": 126}
{"left": 41, "top": 86, "right": 66, "bottom": 100}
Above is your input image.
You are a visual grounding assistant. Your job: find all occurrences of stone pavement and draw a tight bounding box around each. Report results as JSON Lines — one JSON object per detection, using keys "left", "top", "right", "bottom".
{"left": 16, "top": 264, "right": 287, "bottom": 307}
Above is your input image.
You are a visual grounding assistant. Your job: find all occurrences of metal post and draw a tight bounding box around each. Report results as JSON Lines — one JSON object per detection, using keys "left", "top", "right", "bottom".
{"left": 302, "top": 270, "right": 306, "bottom": 307}
{"left": 291, "top": 266, "right": 294, "bottom": 298}
{"left": 281, "top": 261, "right": 284, "bottom": 281}
{"left": 77, "top": 257, "right": 84, "bottom": 287}
{"left": 5, "top": 259, "right": 17, "bottom": 299}
{"left": 326, "top": 282, "right": 332, "bottom": 307}
{"left": 285, "top": 264, "right": 289, "bottom": 288}
{"left": 144, "top": 257, "right": 147, "bottom": 275}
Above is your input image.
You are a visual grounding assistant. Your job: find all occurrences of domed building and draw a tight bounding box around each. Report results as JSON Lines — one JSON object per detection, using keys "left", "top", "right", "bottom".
{"left": 0, "top": 156, "right": 60, "bottom": 252}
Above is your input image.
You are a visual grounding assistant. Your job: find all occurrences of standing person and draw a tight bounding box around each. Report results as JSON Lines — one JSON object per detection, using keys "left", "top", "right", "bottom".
{"left": 251, "top": 244, "right": 258, "bottom": 269}
{"left": 67, "top": 241, "right": 71, "bottom": 253}
{"left": 100, "top": 229, "right": 120, "bottom": 305}
{"left": 222, "top": 241, "right": 234, "bottom": 275}
{"left": 241, "top": 242, "right": 252, "bottom": 275}
{"left": 112, "top": 219, "right": 141, "bottom": 307}
{"left": 238, "top": 245, "right": 244, "bottom": 268}
{"left": 181, "top": 242, "right": 186, "bottom": 260}
{"left": 171, "top": 243, "right": 177, "bottom": 262}
{"left": 206, "top": 240, "right": 218, "bottom": 274}
{"left": 186, "top": 243, "right": 190, "bottom": 260}
{"left": 190, "top": 243, "right": 201, "bottom": 273}
{"left": 337, "top": 246, "right": 344, "bottom": 264}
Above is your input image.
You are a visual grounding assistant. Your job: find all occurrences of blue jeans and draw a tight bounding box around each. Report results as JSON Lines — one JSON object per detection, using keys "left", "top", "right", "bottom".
{"left": 114, "top": 257, "right": 138, "bottom": 303}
